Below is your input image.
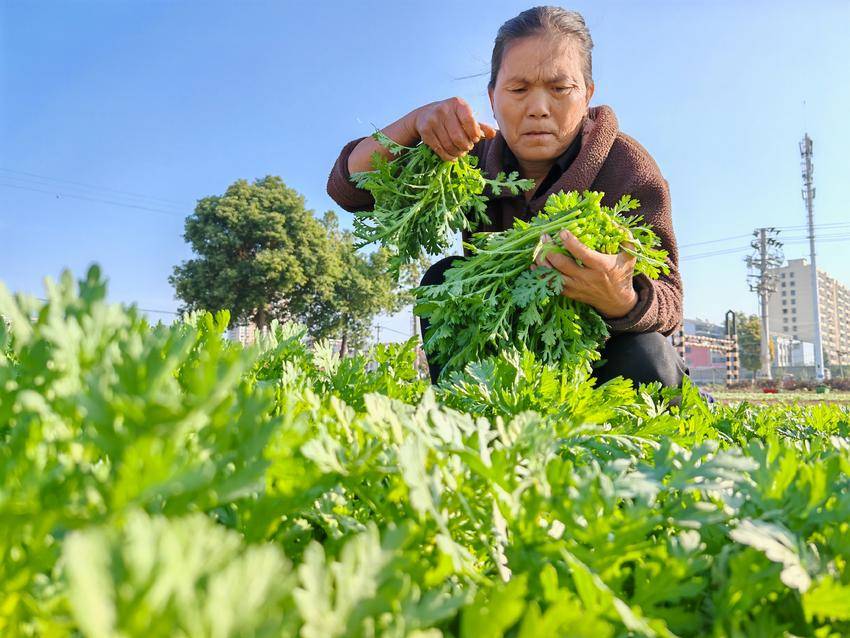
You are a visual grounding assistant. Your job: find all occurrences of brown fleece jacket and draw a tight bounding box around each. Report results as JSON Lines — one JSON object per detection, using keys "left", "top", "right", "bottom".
{"left": 326, "top": 105, "right": 683, "bottom": 336}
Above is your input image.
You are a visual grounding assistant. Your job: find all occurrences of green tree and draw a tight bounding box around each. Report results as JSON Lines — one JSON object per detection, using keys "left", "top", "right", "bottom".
{"left": 735, "top": 312, "right": 777, "bottom": 375}
{"left": 735, "top": 312, "right": 762, "bottom": 374}
{"left": 170, "top": 176, "right": 337, "bottom": 329}
{"left": 292, "top": 212, "right": 402, "bottom": 356}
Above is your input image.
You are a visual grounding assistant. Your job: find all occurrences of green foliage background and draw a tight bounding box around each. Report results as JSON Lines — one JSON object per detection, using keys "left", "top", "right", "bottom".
{"left": 169, "top": 177, "right": 404, "bottom": 350}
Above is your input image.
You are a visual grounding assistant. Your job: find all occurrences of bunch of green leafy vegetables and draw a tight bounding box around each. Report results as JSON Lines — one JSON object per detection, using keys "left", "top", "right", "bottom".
{"left": 3, "top": 266, "right": 850, "bottom": 638}
{"left": 414, "top": 190, "right": 670, "bottom": 378}
{"left": 349, "top": 130, "right": 534, "bottom": 272}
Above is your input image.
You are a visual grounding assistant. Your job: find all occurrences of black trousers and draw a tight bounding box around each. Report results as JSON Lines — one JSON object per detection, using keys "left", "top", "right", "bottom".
{"left": 419, "top": 256, "right": 687, "bottom": 387}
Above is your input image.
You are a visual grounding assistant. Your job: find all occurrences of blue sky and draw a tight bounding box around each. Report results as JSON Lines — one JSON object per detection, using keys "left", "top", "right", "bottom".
{"left": 2, "top": 0, "right": 849, "bottom": 341}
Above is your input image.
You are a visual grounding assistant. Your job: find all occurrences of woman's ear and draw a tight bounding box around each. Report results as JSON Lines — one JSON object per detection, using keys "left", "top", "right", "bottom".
{"left": 488, "top": 85, "right": 495, "bottom": 114}
{"left": 585, "top": 82, "right": 595, "bottom": 105}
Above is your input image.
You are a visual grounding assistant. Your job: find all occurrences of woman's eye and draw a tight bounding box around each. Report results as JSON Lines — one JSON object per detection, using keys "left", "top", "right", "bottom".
{"left": 509, "top": 88, "right": 526, "bottom": 93}
{"left": 554, "top": 86, "right": 574, "bottom": 93}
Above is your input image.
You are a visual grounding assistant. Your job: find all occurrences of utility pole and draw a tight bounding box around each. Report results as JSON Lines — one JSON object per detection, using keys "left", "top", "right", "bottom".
{"left": 800, "top": 134, "right": 826, "bottom": 381}
{"left": 375, "top": 324, "right": 382, "bottom": 345}
{"left": 746, "top": 227, "right": 783, "bottom": 379}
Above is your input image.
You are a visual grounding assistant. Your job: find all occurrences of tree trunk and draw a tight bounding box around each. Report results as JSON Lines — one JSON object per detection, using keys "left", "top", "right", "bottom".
{"left": 339, "top": 330, "right": 349, "bottom": 359}
{"left": 255, "top": 305, "right": 268, "bottom": 332}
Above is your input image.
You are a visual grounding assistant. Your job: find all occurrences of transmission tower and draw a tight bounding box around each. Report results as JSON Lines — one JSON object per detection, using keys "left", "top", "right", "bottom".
{"left": 800, "top": 134, "right": 826, "bottom": 380}
{"left": 746, "top": 227, "right": 783, "bottom": 379}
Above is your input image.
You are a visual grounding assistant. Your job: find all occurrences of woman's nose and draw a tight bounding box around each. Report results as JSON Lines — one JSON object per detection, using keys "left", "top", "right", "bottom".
{"left": 526, "top": 93, "right": 551, "bottom": 118}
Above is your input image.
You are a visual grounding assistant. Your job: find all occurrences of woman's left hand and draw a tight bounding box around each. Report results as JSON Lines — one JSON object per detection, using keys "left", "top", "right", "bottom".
{"left": 535, "top": 230, "right": 639, "bottom": 319}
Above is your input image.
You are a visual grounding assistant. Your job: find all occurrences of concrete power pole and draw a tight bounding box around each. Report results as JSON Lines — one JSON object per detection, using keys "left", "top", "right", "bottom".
{"left": 800, "top": 134, "right": 826, "bottom": 381}
{"left": 746, "top": 227, "right": 783, "bottom": 379}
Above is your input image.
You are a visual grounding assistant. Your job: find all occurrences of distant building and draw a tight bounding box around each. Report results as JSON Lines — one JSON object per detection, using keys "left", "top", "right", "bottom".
{"left": 772, "top": 334, "right": 815, "bottom": 367}
{"left": 226, "top": 322, "right": 257, "bottom": 346}
{"left": 766, "top": 258, "right": 850, "bottom": 367}
{"left": 681, "top": 318, "right": 729, "bottom": 384}
{"left": 683, "top": 318, "right": 727, "bottom": 339}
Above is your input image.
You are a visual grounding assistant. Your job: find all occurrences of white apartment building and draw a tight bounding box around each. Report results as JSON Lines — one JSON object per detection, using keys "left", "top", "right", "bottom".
{"left": 772, "top": 334, "right": 815, "bottom": 367}
{"left": 226, "top": 322, "right": 257, "bottom": 346}
{"left": 767, "top": 258, "right": 850, "bottom": 367}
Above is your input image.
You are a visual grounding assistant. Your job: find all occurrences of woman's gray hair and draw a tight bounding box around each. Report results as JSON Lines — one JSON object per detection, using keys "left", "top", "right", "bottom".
{"left": 489, "top": 6, "right": 594, "bottom": 89}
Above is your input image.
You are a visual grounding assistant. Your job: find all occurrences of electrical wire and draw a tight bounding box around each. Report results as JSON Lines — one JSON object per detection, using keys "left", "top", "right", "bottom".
{"left": 0, "top": 168, "right": 188, "bottom": 209}
{"left": 678, "top": 233, "right": 753, "bottom": 249}
{"left": 680, "top": 246, "right": 752, "bottom": 261}
{"left": 374, "top": 323, "right": 412, "bottom": 337}
{"left": 0, "top": 181, "right": 186, "bottom": 218}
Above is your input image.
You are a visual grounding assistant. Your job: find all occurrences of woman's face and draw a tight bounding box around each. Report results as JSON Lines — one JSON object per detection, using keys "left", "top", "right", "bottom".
{"left": 489, "top": 34, "right": 594, "bottom": 164}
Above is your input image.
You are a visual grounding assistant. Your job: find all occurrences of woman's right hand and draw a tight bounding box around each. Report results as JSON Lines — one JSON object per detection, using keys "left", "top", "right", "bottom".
{"left": 346, "top": 97, "right": 498, "bottom": 175}
{"left": 411, "top": 97, "right": 498, "bottom": 161}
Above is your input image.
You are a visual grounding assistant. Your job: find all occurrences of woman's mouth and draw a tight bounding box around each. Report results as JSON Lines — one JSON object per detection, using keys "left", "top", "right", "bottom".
{"left": 523, "top": 132, "right": 553, "bottom": 139}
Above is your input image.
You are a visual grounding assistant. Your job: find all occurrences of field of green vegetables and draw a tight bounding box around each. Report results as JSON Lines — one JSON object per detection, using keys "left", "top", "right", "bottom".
{"left": 712, "top": 391, "right": 850, "bottom": 406}
{"left": 2, "top": 267, "right": 850, "bottom": 637}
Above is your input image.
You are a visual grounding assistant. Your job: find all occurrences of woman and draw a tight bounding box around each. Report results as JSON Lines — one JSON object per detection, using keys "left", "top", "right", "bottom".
{"left": 327, "top": 6, "right": 686, "bottom": 387}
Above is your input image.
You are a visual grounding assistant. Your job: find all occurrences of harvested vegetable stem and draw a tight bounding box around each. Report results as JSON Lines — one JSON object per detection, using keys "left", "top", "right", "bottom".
{"left": 414, "top": 190, "right": 670, "bottom": 378}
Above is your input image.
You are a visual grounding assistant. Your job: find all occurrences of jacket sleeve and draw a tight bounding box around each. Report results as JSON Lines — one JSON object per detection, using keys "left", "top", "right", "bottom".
{"left": 326, "top": 137, "right": 376, "bottom": 213}
{"left": 604, "top": 175, "right": 683, "bottom": 336}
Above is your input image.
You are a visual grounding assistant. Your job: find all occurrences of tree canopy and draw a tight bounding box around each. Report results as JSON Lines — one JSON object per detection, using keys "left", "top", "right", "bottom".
{"left": 170, "top": 176, "right": 336, "bottom": 329}
{"left": 171, "top": 177, "right": 412, "bottom": 352}
{"left": 735, "top": 312, "right": 775, "bottom": 374}
{"left": 287, "top": 212, "right": 401, "bottom": 355}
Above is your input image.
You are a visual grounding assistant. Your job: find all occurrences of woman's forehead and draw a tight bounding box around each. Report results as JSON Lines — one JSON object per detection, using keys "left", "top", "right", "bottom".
{"left": 499, "top": 36, "right": 583, "bottom": 82}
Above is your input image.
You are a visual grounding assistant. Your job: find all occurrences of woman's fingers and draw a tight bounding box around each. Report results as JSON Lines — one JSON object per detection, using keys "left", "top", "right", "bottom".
{"left": 479, "top": 122, "right": 498, "bottom": 139}
{"left": 535, "top": 235, "right": 551, "bottom": 268}
{"left": 417, "top": 97, "right": 499, "bottom": 160}
{"left": 536, "top": 234, "right": 581, "bottom": 276}
{"left": 559, "top": 274, "right": 579, "bottom": 298}
{"left": 426, "top": 123, "right": 456, "bottom": 161}
{"left": 455, "top": 104, "right": 483, "bottom": 145}
{"left": 442, "top": 115, "right": 473, "bottom": 156}
{"left": 546, "top": 250, "right": 582, "bottom": 277}
{"left": 532, "top": 235, "right": 580, "bottom": 297}
{"left": 559, "top": 230, "right": 601, "bottom": 267}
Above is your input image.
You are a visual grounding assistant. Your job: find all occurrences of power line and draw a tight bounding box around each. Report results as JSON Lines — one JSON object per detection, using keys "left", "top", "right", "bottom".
{"left": 680, "top": 236, "right": 850, "bottom": 261}
{"left": 31, "top": 295, "right": 180, "bottom": 316}
{"left": 678, "top": 233, "right": 753, "bottom": 249}
{"left": 374, "top": 322, "right": 410, "bottom": 337}
{"left": 775, "top": 221, "right": 850, "bottom": 231}
{"left": 137, "top": 307, "right": 180, "bottom": 315}
{"left": 680, "top": 246, "right": 751, "bottom": 261}
{"left": 0, "top": 181, "right": 186, "bottom": 218}
{"left": 777, "top": 233, "right": 850, "bottom": 242}
{"left": 679, "top": 226, "right": 850, "bottom": 251}
{"left": 0, "top": 168, "right": 189, "bottom": 209}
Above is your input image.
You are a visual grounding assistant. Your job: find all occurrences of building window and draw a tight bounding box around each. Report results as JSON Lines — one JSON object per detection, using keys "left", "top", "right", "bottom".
{"left": 783, "top": 309, "right": 788, "bottom": 314}
{"left": 791, "top": 290, "right": 796, "bottom": 296}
